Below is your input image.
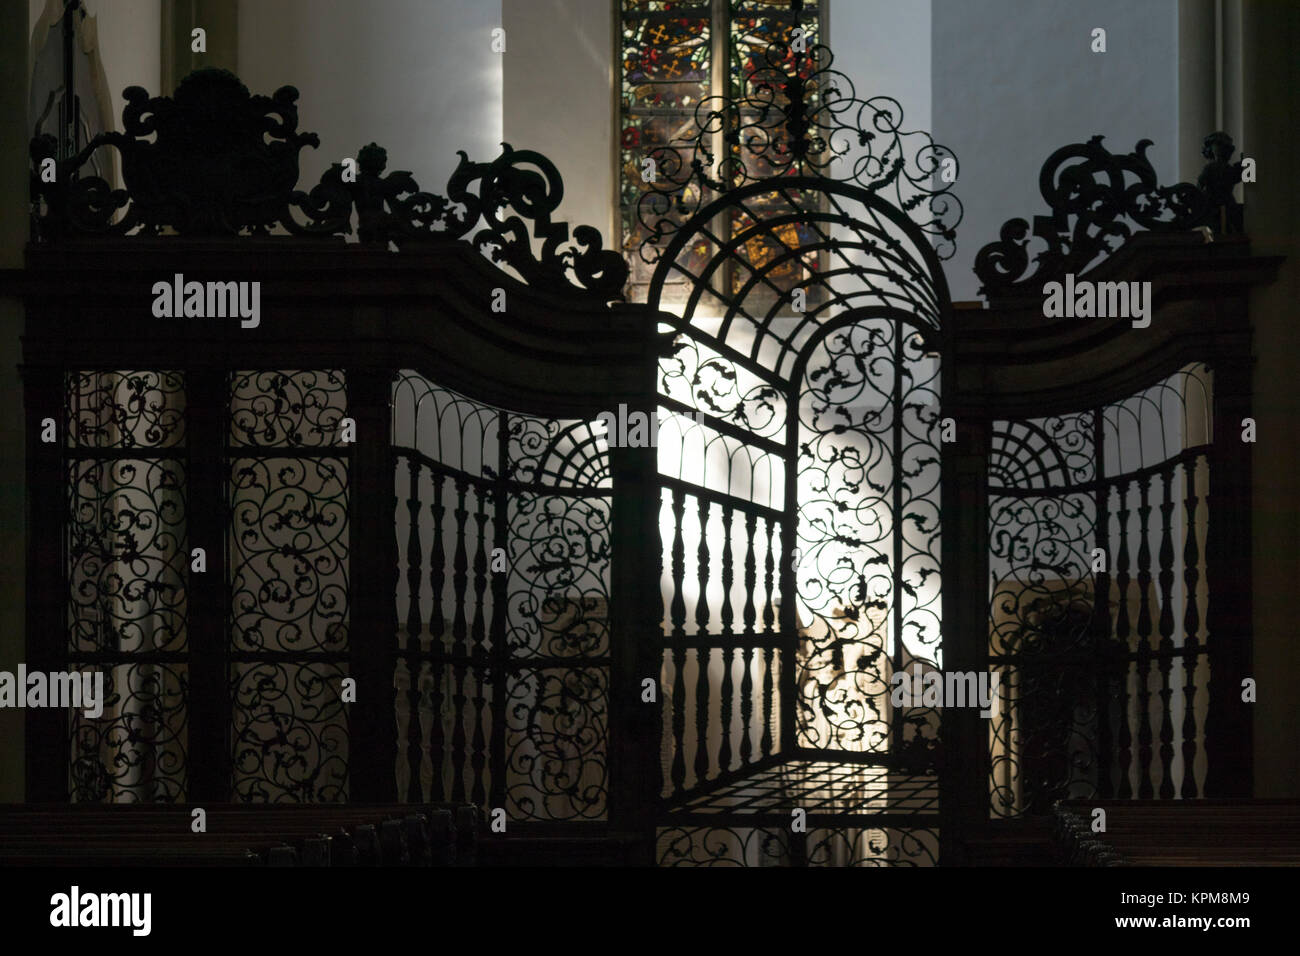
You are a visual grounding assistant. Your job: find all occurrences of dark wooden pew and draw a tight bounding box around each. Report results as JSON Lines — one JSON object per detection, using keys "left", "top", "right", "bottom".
{"left": 1054, "top": 799, "right": 1300, "bottom": 866}
{"left": 0, "top": 803, "right": 482, "bottom": 867}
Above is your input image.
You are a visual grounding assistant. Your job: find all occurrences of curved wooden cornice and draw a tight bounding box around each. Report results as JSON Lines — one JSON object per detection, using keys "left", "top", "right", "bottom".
{"left": 948, "top": 231, "right": 1283, "bottom": 419}
{"left": 11, "top": 236, "right": 668, "bottom": 419}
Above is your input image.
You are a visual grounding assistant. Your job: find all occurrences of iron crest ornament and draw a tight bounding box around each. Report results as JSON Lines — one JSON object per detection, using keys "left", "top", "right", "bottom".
{"left": 290, "top": 142, "right": 628, "bottom": 300}
{"left": 30, "top": 68, "right": 628, "bottom": 303}
{"left": 30, "top": 69, "right": 318, "bottom": 238}
{"left": 973, "top": 132, "right": 1246, "bottom": 300}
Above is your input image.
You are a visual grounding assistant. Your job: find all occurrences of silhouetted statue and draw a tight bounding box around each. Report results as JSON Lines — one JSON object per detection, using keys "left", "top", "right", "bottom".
{"left": 1197, "top": 131, "right": 1244, "bottom": 235}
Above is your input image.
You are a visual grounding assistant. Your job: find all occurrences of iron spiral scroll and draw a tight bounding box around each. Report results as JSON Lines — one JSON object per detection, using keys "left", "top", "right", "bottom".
{"left": 973, "top": 132, "right": 1246, "bottom": 299}
{"left": 633, "top": 39, "right": 964, "bottom": 273}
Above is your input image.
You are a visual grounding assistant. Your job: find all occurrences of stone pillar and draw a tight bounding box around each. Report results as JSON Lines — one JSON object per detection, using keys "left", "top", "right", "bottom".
{"left": 1177, "top": 0, "right": 1216, "bottom": 180}
{"left": 1240, "top": 1, "right": 1300, "bottom": 798}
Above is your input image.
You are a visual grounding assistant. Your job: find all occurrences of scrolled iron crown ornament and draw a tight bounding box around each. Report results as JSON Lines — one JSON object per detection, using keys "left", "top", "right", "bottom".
{"left": 634, "top": 40, "right": 963, "bottom": 266}
{"left": 29, "top": 68, "right": 628, "bottom": 303}
{"left": 973, "top": 132, "right": 1246, "bottom": 300}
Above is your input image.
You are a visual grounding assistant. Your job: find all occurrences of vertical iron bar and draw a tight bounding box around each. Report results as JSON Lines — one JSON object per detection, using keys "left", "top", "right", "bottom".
{"left": 890, "top": 319, "right": 904, "bottom": 760}
{"left": 469, "top": 482, "right": 490, "bottom": 808}
{"left": 1114, "top": 479, "right": 1133, "bottom": 799}
{"left": 428, "top": 469, "right": 447, "bottom": 802}
{"left": 449, "top": 476, "right": 470, "bottom": 803}
{"left": 348, "top": 368, "right": 398, "bottom": 801}
{"left": 670, "top": 489, "right": 687, "bottom": 794}
{"left": 1204, "top": 353, "right": 1252, "bottom": 798}
{"left": 489, "top": 413, "right": 509, "bottom": 814}
{"left": 1181, "top": 458, "right": 1202, "bottom": 798}
{"left": 718, "top": 505, "right": 735, "bottom": 773}
{"left": 1091, "top": 409, "right": 1113, "bottom": 799}
{"left": 694, "top": 499, "right": 711, "bottom": 784}
{"left": 404, "top": 457, "right": 424, "bottom": 803}
{"left": 188, "top": 367, "right": 228, "bottom": 802}
{"left": 1135, "top": 475, "right": 1155, "bottom": 798}
{"left": 26, "top": 367, "right": 67, "bottom": 800}
{"left": 740, "top": 510, "right": 757, "bottom": 767}
{"left": 1157, "top": 465, "right": 1177, "bottom": 799}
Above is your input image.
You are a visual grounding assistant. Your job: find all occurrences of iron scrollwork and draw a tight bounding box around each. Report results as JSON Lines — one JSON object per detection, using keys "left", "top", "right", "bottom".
{"left": 974, "top": 132, "right": 1245, "bottom": 299}
{"left": 657, "top": 826, "right": 789, "bottom": 867}
{"left": 292, "top": 143, "right": 629, "bottom": 301}
{"left": 635, "top": 40, "right": 963, "bottom": 268}
{"left": 69, "top": 661, "right": 190, "bottom": 803}
{"left": 795, "top": 320, "right": 943, "bottom": 766}
{"left": 231, "top": 660, "right": 349, "bottom": 803}
{"left": 68, "top": 458, "right": 188, "bottom": 655}
{"left": 30, "top": 68, "right": 628, "bottom": 302}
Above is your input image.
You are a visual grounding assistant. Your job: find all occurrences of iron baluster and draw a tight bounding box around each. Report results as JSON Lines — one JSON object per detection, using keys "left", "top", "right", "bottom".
{"left": 428, "top": 471, "right": 447, "bottom": 802}
{"left": 718, "top": 506, "right": 735, "bottom": 774}
{"left": 404, "top": 457, "right": 424, "bottom": 802}
{"left": 1114, "top": 479, "right": 1134, "bottom": 799}
{"left": 1156, "top": 465, "right": 1177, "bottom": 799}
{"left": 1180, "top": 458, "right": 1203, "bottom": 798}
{"left": 470, "top": 486, "right": 491, "bottom": 808}
{"left": 1135, "top": 474, "right": 1155, "bottom": 798}
{"left": 450, "top": 476, "right": 470, "bottom": 803}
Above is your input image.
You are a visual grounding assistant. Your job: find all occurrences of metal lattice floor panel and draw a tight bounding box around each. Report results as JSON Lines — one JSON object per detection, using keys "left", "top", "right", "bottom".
{"left": 668, "top": 760, "right": 940, "bottom": 818}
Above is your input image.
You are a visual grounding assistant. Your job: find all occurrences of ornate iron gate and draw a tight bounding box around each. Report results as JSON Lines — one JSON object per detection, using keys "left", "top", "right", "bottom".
{"left": 21, "top": 58, "right": 1267, "bottom": 867}
{"left": 635, "top": 40, "right": 960, "bottom": 865}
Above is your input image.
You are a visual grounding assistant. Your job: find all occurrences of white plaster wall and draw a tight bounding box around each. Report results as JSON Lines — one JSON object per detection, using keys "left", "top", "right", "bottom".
{"left": 238, "top": 0, "right": 503, "bottom": 202}
{"left": 831, "top": 0, "right": 931, "bottom": 149}
{"left": 502, "top": 0, "right": 613, "bottom": 242}
{"left": 83, "top": 0, "right": 161, "bottom": 123}
{"left": 932, "top": 0, "right": 1179, "bottom": 301}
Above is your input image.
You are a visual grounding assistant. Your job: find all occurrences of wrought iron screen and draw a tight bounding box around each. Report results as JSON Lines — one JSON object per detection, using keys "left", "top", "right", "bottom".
{"left": 65, "top": 370, "right": 190, "bottom": 801}
{"left": 392, "top": 372, "right": 611, "bottom": 820}
{"left": 61, "top": 367, "right": 352, "bottom": 802}
{"left": 988, "top": 364, "right": 1215, "bottom": 816}
{"left": 29, "top": 66, "right": 635, "bottom": 811}
{"left": 227, "top": 370, "right": 351, "bottom": 802}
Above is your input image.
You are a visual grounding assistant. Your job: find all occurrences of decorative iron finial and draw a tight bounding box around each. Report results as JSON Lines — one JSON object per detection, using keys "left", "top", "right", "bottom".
{"left": 633, "top": 40, "right": 963, "bottom": 268}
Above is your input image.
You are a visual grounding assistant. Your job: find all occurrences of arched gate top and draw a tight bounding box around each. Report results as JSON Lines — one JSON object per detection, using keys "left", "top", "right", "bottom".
{"left": 636, "top": 40, "right": 960, "bottom": 382}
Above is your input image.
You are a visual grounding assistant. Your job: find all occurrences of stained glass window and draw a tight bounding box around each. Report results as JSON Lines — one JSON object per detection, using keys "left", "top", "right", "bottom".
{"left": 620, "top": 0, "right": 824, "bottom": 303}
